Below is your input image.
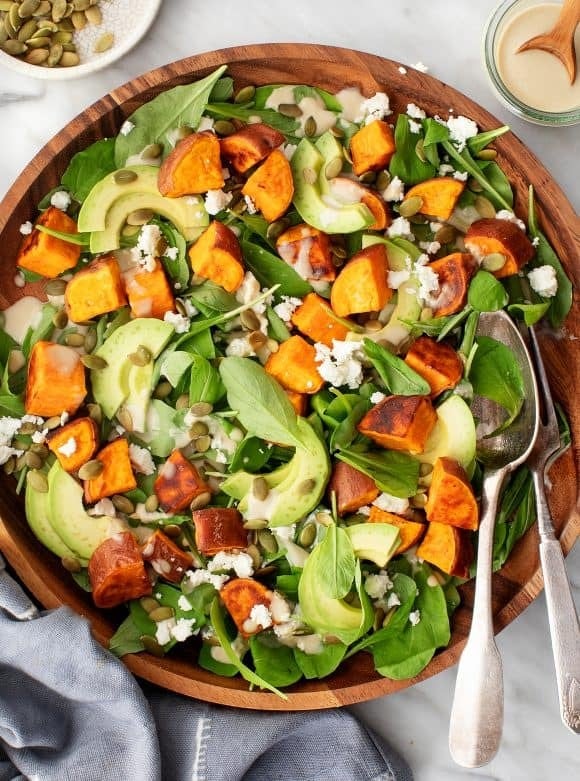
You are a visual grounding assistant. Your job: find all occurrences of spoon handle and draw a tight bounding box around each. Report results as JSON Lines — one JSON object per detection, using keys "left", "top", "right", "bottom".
{"left": 551, "top": 0, "right": 580, "bottom": 38}
{"left": 449, "top": 468, "right": 505, "bottom": 768}
{"left": 533, "top": 469, "right": 580, "bottom": 733}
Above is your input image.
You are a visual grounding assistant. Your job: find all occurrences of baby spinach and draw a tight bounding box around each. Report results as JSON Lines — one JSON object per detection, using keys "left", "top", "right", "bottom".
{"left": 228, "top": 436, "right": 271, "bottom": 473}
{"left": 61, "top": 138, "right": 116, "bottom": 203}
{"left": 467, "top": 125, "right": 510, "bottom": 156}
{"left": 508, "top": 301, "right": 550, "bottom": 326}
{"left": 219, "top": 357, "right": 302, "bottom": 448}
{"left": 189, "top": 355, "right": 225, "bottom": 405}
{"left": 0, "top": 329, "right": 18, "bottom": 366}
{"left": 154, "top": 219, "right": 189, "bottom": 289}
{"left": 115, "top": 65, "right": 227, "bottom": 166}
{"left": 241, "top": 239, "right": 311, "bottom": 298}
{"left": 469, "top": 335, "right": 524, "bottom": 427}
{"left": 209, "top": 77, "right": 234, "bottom": 102}
{"left": 402, "top": 307, "right": 471, "bottom": 339}
{"left": 188, "top": 280, "right": 238, "bottom": 316}
{"left": 389, "top": 115, "right": 436, "bottom": 185}
{"left": 478, "top": 160, "right": 514, "bottom": 209}
{"left": 0, "top": 394, "right": 25, "bottom": 418}
{"left": 336, "top": 448, "right": 420, "bottom": 498}
{"left": 254, "top": 84, "right": 342, "bottom": 112}
{"left": 441, "top": 140, "right": 512, "bottom": 211}
{"left": 159, "top": 350, "right": 194, "bottom": 387}
{"left": 468, "top": 270, "right": 509, "bottom": 312}
{"left": 109, "top": 615, "right": 146, "bottom": 657}
{"left": 266, "top": 306, "right": 291, "bottom": 342}
{"left": 316, "top": 524, "right": 356, "bottom": 600}
{"left": 206, "top": 103, "right": 298, "bottom": 135}
{"left": 329, "top": 398, "right": 370, "bottom": 452}
{"left": 21, "top": 303, "right": 58, "bottom": 359}
{"left": 364, "top": 338, "right": 430, "bottom": 396}
{"left": 249, "top": 636, "right": 303, "bottom": 688}
{"left": 294, "top": 643, "right": 347, "bottom": 679}
{"left": 198, "top": 642, "right": 238, "bottom": 677}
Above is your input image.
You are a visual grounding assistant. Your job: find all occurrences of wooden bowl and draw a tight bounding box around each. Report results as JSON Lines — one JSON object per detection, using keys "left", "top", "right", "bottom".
{"left": 0, "top": 44, "right": 578, "bottom": 711}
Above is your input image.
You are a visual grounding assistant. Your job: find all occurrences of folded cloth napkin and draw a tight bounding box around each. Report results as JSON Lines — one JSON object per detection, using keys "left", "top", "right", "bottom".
{"left": 0, "top": 554, "right": 413, "bottom": 781}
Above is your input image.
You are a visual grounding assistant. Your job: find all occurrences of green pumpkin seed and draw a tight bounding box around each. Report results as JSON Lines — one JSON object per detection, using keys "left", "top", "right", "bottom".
{"left": 81, "top": 353, "right": 108, "bottom": 370}
{"left": 278, "top": 103, "right": 302, "bottom": 118}
{"left": 30, "top": 443, "right": 49, "bottom": 458}
{"left": 365, "top": 319, "right": 383, "bottom": 333}
{"left": 252, "top": 476, "right": 269, "bottom": 501}
{"left": 116, "top": 407, "right": 134, "bottom": 432}
{"left": 24, "top": 46, "right": 48, "bottom": 64}
{"left": 163, "top": 524, "right": 182, "bottom": 539}
{"left": 254, "top": 564, "right": 277, "bottom": 578}
{"left": 265, "top": 217, "right": 289, "bottom": 242}
{"left": 243, "top": 518, "right": 269, "bottom": 530}
{"left": 15, "top": 454, "right": 27, "bottom": 471}
{"left": 246, "top": 543, "right": 262, "bottom": 570}
{"left": 64, "top": 2, "right": 75, "bottom": 19}
{"left": 213, "top": 119, "right": 235, "bottom": 136}
{"left": 19, "top": 421, "right": 38, "bottom": 435}
{"left": 189, "top": 421, "right": 209, "bottom": 437}
{"left": 73, "top": 0, "right": 90, "bottom": 9}
{"left": 482, "top": 252, "right": 507, "bottom": 272}
{"left": 330, "top": 124, "right": 344, "bottom": 138}
{"left": 0, "top": 1, "right": 14, "bottom": 12}
{"left": 359, "top": 171, "right": 376, "bottom": 185}
{"left": 47, "top": 41, "right": 63, "bottom": 66}
{"left": 474, "top": 195, "right": 496, "bottom": 219}
{"left": 83, "top": 4, "right": 100, "bottom": 24}
{"left": 189, "top": 401, "right": 212, "bottom": 417}
{"left": 141, "top": 143, "right": 162, "bottom": 161}
{"left": 153, "top": 381, "right": 172, "bottom": 400}
{"left": 126, "top": 208, "right": 155, "bottom": 226}
{"left": 304, "top": 116, "right": 317, "bottom": 137}
{"left": 33, "top": 21, "right": 58, "bottom": 34}
{"left": 44, "top": 415, "right": 62, "bottom": 430}
{"left": 302, "top": 166, "right": 316, "bottom": 185}
{"left": 477, "top": 148, "right": 497, "bottom": 161}
{"left": 140, "top": 596, "right": 160, "bottom": 613}
{"left": 315, "top": 511, "right": 333, "bottom": 526}
{"left": 112, "top": 494, "right": 134, "bottom": 514}
{"left": 140, "top": 635, "right": 165, "bottom": 657}
{"left": 419, "top": 462, "right": 433, "bottom": 477}
{"left": 61, "top": 555, "right": 82, "bottom": 572}
{"left": 240, "top": 309, "right": 260, "bottom": 332}
{"left": 410, "top": 491, "right": 428, "bottom": 508}
{"left": 86, "top": 403, "right": 102, "bottom": 424}
{"left": 399, "top": 196, "right": 424, "bottom": 218}
{"left": 173, "top": 125, "right": 193, "bottom": 140}
{"left": 258, "top": 529, "right": 278, "bottom": 554}
{"left": 248, "top": 330, "right": 267, "bottom": 351}
{"left": 297, "top": 478, "right": 316, "bottom": 496}
{"left": 144, "top": 495, "right": 159, "bottom": 513}
{"left": 25, "top": 451, "right": 43, "bottom": 469}
{"left": 3, "top": 456, "right": 16, "bottom": 475}
{"left": 190, "top": 491, "right": 211, "bottom": 511}
{"left": 128, "top": 345, "right": 152, "bottom": 367}
{"left": 175, "top": 393, "right": 190, "bottom": 410}
{"left": 83, "top": 327, "right": 97, "bottom": 353}
{"left": 65, "top": 331, "right": 85, "bottom": 347}
{"left": 45, "top": 278, "right": 67, "bottom": 296}
{"left": 3, "top": 16, "right": 17, "bottom": 39}
{"left": 342, "top": 145, "right": 353, "bottom": 164}
{"left": 373, "top": 606, "right": 386, "bottom": 631}
{"left": 1, "top": 39, "right": 27, "bottom": 54}
{"left": 194, "top": 435, "right": 211, "bottom": 453}
{"left": 114, "top": 169, "right": 138, "bottom": 185}
{"left": 234, "top": 84, "right": 255, "bottom": 104}
{"left": 51, "top": 0, "right": 67, "bottom": 22}
{"left": 298, "top": 522, "right": 316, "bottom": 547}
{"left": 382, "top": 606, "right": 397, "bottom": 628}
{"left": 71, "top": 10, "right": 85, "bottom": 28}
{"left": 78, "top": 459, "right": 103, "bottom": 480}
{"left": 468, "top": 177, "right": 483, "bottom": 193}
{"left": 324, "top": 156, "right": 343, "bottom": 179}
{"left": 9, "top": 2, "right": 22, "bottom": 30}
{"left": 17, "top": 19, "right": 38, "bottom": 41}
{"left": 415, "top": 138, "right": 427, "bottom": 163}
{"left": 121, "top": 224, "right": 140, "bottom": 238}
{"left": 27, "top": 469, "right": 48, "bottom": 492}
{"left": 51, "top": 308, "right": 67, "bottom": 329}
{"left": 33, "top": 0, "right": 51, "bottom": 14}
{"left": 52, "top": 29, "right": 72, "bottom": 43}
{"left": 375, "top": 170, "right": 391, "bottom": 191}
{"left": 61, "top": 45, "right": 79, "bottom": 59}
{"left": 434, "top": 224, "right": 457, "bottom": 244}
{"left": 0, "top": 27, "right": 8, "bottom": 44}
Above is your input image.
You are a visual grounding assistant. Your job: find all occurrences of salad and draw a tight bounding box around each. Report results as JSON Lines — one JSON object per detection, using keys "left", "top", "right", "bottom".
{"left": 0, "top": 65, "right": 572, "bottom": 697}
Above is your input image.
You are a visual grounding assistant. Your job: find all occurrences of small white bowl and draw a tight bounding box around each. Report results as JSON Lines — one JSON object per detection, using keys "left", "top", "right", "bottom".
{"left": 0, "top": 0, "right": 162, "bottom": 81}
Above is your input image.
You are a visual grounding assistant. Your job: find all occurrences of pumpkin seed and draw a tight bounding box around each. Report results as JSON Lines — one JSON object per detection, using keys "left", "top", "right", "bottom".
{"left": 297, "top": 478, "right": 316, "bottom": 496}
{"left": 330, "top": 124, "right": 344, "bottom": 138}
{"left": 87, "top": 403, "right": 102, "bottom": 424}
{"left": 126, "top": 208, "right": 155, "bottom": 226}
{"left": 190, "top": 491, "right": 211, "bottom": 511}
{"left": 51, "top": 0, "right": 67, "bottom": 22}
{"left": 140, "top": 596, "right": 159, "bottom": 613}
{"left": 410, "top": 491, "right": 428, "bottom": 508}
{"left": 359, "top": 171, "right": 376, "bottom": 185}
{"left": 121, "top": 224, "right": 140, "bottom": 238}
{"left": 1, "top": 39, "right": 27, "bottom": 54}
{"left": 93, "top": 30, "right": 113, "bottom": 53}
{"left": 140, "top": 635, "right": 164, "bottom": 657}
{"left": 0, "top": 1, "right": 14, "bottom": 11}
{"left": 409, "top": 213, "right": 427, "bottom": 225}
{"left": 43, "top": 415, "right": 61, "bottom": 430}
{"left": 111, "top": 494, "right": 134, "bottom": 514}
{"left": 234, "top": 84, "right": 255, "bottom": 104}
{"left": 248, "top": 330, "right": 267, "bottom": 351}
{"left": 33, "top": 0, "right": 51, "bottom": 14}
{"left": 189, "top": 421, "right": 209, "bottom": 437}
{"left": 0, "top": 27, "right": 8, "bottom": 44}
{"left": 376, "top": 170, "right": 391, "bottom": 191}
{"left": 116, "top": 407, "right": 134, "bottom": 432}
{"left": 240, "top": 309, "right": 260, "bottom": 332}
{"left": 34, "top": 20, "right": 58, "bottom": 33}
{"left": 252, "top": 476, "right": 269, "bottom": 501}
{"left": 24, "top": 451, "right": 43, "bottom": 469}
{"left": 330, "top": 242, "right": 347, "bottom": 259}
{"left": 175, "top": 393, "right": 190, "bottom": 410}
{"left": 144, "top": 495, "right": 159, "bottom": 513}
{"left": 482, "top": 252, "right": 507, "bottom": 272}
{"left": 52, "top": 29, "right": 72, "bottom": 43}
{"left": 342, "top": 145, "right": 353, "bottom": 164}
{"left": 419, "top": 462, "right": 433, "bottom": 477}
{"left": 8, "top": 2, "right": 21, "bottom": 29}
{"left": 174, "top": 125, "right": 193, "bottom": 140}
{"left": 114, "top": 169, "right": 138, "bottom": 185}
{"left": 265, "top": 217, "right": 289, "bottom": 242}
{"left": 194, "top": 435, "right": 211, "bottom": 453}
{"left": 365, "top": 319, "right": 383, "bottom": 333}
{"left": 258, "top": 529, "right": 278, "bottom": 554}
{"left": 27, "top": 469, "right": 48, "bottom": 492}
{"left": 84, "top": 3, "right": 100, "bottom": 23}
{"left": 399, "top": 196, "right": 424, "bottom": 218}
{"left": 382, "top": 606, "right": 397, "bottom": 628}
{"left": 51, "top": 308, "right": 68, "bottom": 329}
{"left": 315, "top": 511, "right": 333, "bottom": 526}
{"left": 304, "top": 116, "right": 317, "bottom": 137}
{"left": 19, "top": 421, "right": 38, "bottom": 435}
{"left": 61, "top": 555, "right": 82, "bottom": 572}
{"left": 468, "top": 177, "right": 483, "bottom": 193}
{"left": 213, "top": 119, "right": 235, "bottom": 136}
{"left": 78, "top": 459, "right": 103, "bottom": 480}
{"left": 302, "top": 166, "right": 316, "bottom": 185}
{"left": 64, "top": 331, "right": 84, "bottom": 347}
{"left": 153, "top": 381, "right": 172, "bottom": 400}
{"left": 324, "top": 156, "right": 343, "bottom": 179}
{"left": 164, "top": 524, "right": 183, "bottom": 541}
{"left": 80, "top": 353, "right": 107, "bottom": 370}
{"left": 474, "top": 195, "right": 496, "bottom": 219}
{"left": 298, "top": 522, "right": 316, "bottom": 548}
{"left": 434, "top": 224, "right": 456, "bottom": 244}
{"left": 246, "top": 544, "right": 262, "bottom": 570}
{"left": 415, "top": 138, "right": 427, "bottom": 163}
{"left": 16, "top": 454, "right": 27, "bottom": 471}
{"left": 3, "top": 15, "right": 17, "bottom": 39}
{"left": 45, "top": 278, "right": 67, "bottom": 296}
{"left": 373, "top": 607, "right": 386, "bottom": 631}
{"left": 30, "top": 443, "right": 49, "bottom": 458}
{"left": 128, "top": 344, "right": 152, "bottom": 367}
{"left": 243, "top": 518, "right": 269, "bottom": 530}
{"left": 17, "top": 18, "right": 37, "bottom": 41}
{"left": 47, "top": 41, "right": 63, "bottom": 66}
{"left": 477, "top": 148, "right": 497, "bottom": 161}
{"left": 149, "top": 606, "right": 174, "bottom": 623}
{"left": 3, "top": 456, "right": 16, "bottom": 475}
{"left": 190, "top": 401, "right": 212, "bottom": 417}
{"left": 141, "top": 143, "right": 162, "bottom": 161}
{"left": 278, "top": 102, "right": 302, "bottom": 118}
{"left": 83, "top": 327, "right": 97, "bottom": 353}
{"left": 71, "top": 10, "right": 85, "bottom": 28}
{"left": 72, "top": 0, "right": 90, "bottom": 9}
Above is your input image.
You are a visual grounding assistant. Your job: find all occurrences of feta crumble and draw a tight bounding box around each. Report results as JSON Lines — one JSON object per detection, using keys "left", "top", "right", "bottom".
{"left": 452, "top": 170, "right": 469, "bottom": 182}
{"left": 14, "top": 272, "right": 25, "bottom": 288}
{"left": 208, "top": 551, "right": 254, "bottom": 579}
{"left": 88, "top": 498, "right": 116, "bottom": 517}
{"left": 204, "top": 189, "right": 233, "bottom": 216}
{"left": 411, "top": 61, "right": 429, "bottom": 73}
{"left": 136, "top": 224, "right": 162, "bottom": 272}
{"left": 31, "top": 429, "right": 48, "bottom": 444}
{"left": 19, "top": 221, "right": 33, "bottom": 236}
{"left": 171, "top": 617, "right": 197, "bottom": 642}
{"left": 373, "top": 492, "right": 410, "bottom": 514}
{"left": 120, "top": 120, "right": 135, "bottom": 136}
{"left": 409, "top": 610, "right": 421, "bottom": 626}
{"left": 381, "top": 175, "right": 405, "bottom": 202}
{"left": 388, "top": 267, "right": 411, "bottom": 289}
{"left": 407, "top": 103, "right": 426, "bottom": 120}
{"left": 398, "top": 66, "right": 408, "bottom": 75}
{"left": 282, "top": 143, "right": 298, "bottom": 161}
{"left": 415, "top": 255, "right": 440, "bottom": 302}
{"left": 225, "top": 336, "right": 255, "bottom": 358}
{"left": 387, "top": 216, "right": 414, "bottom": 239}
{"left": 0, "top": 445, "right": 23, "bottom": 465}
{"left": 355, "top": 92, "right": 392, "bottom": 124}
{"left": 447, "top": 115, "right": 478, "bottom": 152}
{"left": 528, "top": 265, "right": 558, "bottom": 298}
{"left": 496, "top": 209, "right": 526, "bottom": 231}
{"left": 197, "top": 116, "right": 215, "bottom": 133}
{"left": 129, "top": 443, "right": 155, "bottom": 475}
{"left": 164, "top": 246, "right": 179, "bottom": 261}
{"left": 314, "top": 339, "right": 364, "bottom": 389}
{"left": 246, "top": 604, "right": 273, "bottom": 631}
{"left": 273, "top": 296, "right": 302, "bottom": 322}
{"left": 163, "top": 311, "right": 190, "bottom": 334}
{"left": 0, "top": 417, "right": 23, "bottom": 446}
{"left": 438, "top": 163, "right": 455, "bottom": 177}
{"left": 419, "top": 240, "right": 441, "bottom": 255}
{"left": 364, "top": 571, "right": 393, "bottom": 600}
{"left": 408, "top": 119, "right": 422, "bottom": 134}
{"left": 183, "top": 568, "right": 229, "bottom": 592}
{"left": 56, "top": 437, "right": 77, "bottom": 458}
{"left": 50, "top": 190, "right": 72, "bottom": 212}
{"left": 532, "top": 236, "right": 540, "bottom": 247}
{"left": 370, "top": 391, "right": 386, "bottom": 404}
{"left": 244, "top": 194, "right": 258, "bottom": 214}
{"left": 155, "top": 618, "right": 176, "bottom": 646}
{"left": 386, "top": 592, "right": 401, "bottom": 609}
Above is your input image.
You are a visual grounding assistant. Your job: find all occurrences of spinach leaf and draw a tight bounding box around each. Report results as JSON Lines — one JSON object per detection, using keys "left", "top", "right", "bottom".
{"left": 423, "top": 118, "right": 450, "bottom": 147}
{"left": 266, "top": 306, "right": 291, "bottom": 342}
{"left": 189, "top": 355, "right": 225, "bottom": 405}
{"left": 206, "top": 103, "right": 298, "bottom": 135}
{"left": 115, "top": 65, "right": 227, "bottom": 166}
{"left": 467, "top": 125, "right": 510, "bottom": 156}
{"left": 336, "top": 448, "right": 420, "bottom": 498}
{"left": 159, "top": 350, "right": 194, "bottom": 387}
{"left": 254, "top": 84, "right": 342, "bottom": 112}
{"left": 0, "top": 329, "right": 18, "bottom": 365}
{"left": 241, "top": 239, "right": 311, "bottom": 298}
{"left": 154, "top": 219, "right": 189, "bottom": 289}
{"left": 468, "top": 335, "right": 524, "bottom": 426}
{"left": 109, "top": 615, "right": 145, "bottom": 657}
{"left": 249, "top": 636, "right": 303, "bottom": 687}
{"left": 329, "top": 398, "right": 370, "bottom": 452}
{"left": 219, "top": 357, "right": 302, "bottom": 448}
{"left": 364, "top": 338, "right": 430, "bottom": 395}
{"left": 71, "top": 570, "right": 92, "bottom": 592}
{"left": 316, "top": 524, "right": 356, "bottom": 600}
{"left": 0, "top": 394, "right": 25, "bottom": 417}
{"left": 210, "top": 77, "right": 234, "bottom": 102}
{"left": 61, "top": 139, "right": 116, "bottom": 203}
{"left": 468, "top": 270, "right": 509, "bottom": 312}
{"left": 458, "top": 310, "right": 479, "bottom": 370}
{"left": 198, "top": 642, "right": 239, "bottom": 677}
{"left": 527, "top": 187, "right": 572, "bottom": 328}
{"left": 479, "top": 161, "right": 513, "bottom": 208}
{"left": 234, "top": 213, "right": 270, "bottom": 242}
{"left": 229, "top": 436, "right": 271, "bottom": 473}
{"left": 294, "top": 642, "right": 347, "bottom": 679}
{"left": 441, "top": 140, "right": 512, "bottom": 211}
{"left": 189, "top": 280, "right": 238, "bottom": 316}
{"left": 401, "top": 308, "right": 471, "bottom": 339}
{"left": 389, "top": 115, "right": 436, "bottom": 185}
{"left": 34, "top": 224, "right": 90, "bottom": 247}
{"left": 507, "top": 301, "right": 550, "bottom": 326}
{"left": 21, "top": 303, "right": 58, "bottom": 359}
{"left": 487, "top": 465, "right": 536, "bottom": 573}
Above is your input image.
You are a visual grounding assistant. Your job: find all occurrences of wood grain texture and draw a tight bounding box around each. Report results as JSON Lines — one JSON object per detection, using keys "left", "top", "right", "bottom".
{"left": 0, "top": 44, "right": 578, "bottom": 711}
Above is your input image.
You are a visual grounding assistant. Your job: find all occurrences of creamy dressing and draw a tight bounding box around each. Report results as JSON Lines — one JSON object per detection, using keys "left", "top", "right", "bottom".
{"left": 265, "top": 86, "right": 337, "bottom": 137}
{"left": 328, "top": 177, "right": 364, "bottom": 205}
{"left": 1, "top": 296, "right": 43, "bottom": 344}
{"left": 49, "top": 344, "right": 82, "bottom": 376}
{"left": 497, "top": 3, "right": 580, "bottom": 112}
{"left": 335, "top": 87, "right": 366, "bottom": 122}
{"left": 245, "top": 488, "right": 280, "bottom": 521}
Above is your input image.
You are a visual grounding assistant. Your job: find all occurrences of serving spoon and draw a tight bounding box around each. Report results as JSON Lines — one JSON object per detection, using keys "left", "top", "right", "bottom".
{"left": 516, "top": 0, "right": 580, "bottom": 84}
{"left": 448, "top": 310, "right": 539, "bottom": 768}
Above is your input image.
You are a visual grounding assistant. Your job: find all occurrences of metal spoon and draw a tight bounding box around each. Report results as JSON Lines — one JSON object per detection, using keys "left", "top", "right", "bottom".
{"left": 449, "top": 310, "right": 540, "bottom": 768}
{"left": 517, "top": 0, "right": 580, "bottom": 84}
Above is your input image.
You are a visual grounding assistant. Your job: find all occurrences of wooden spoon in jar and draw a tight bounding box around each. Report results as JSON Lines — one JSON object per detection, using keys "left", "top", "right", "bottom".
{"left": 516, "top": 0, "right": 580, "bottom": 84}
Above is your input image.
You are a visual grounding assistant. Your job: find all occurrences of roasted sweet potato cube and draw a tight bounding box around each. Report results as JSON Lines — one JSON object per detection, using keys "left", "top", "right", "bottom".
{"left": 17, "top": 206, "right": 81, "bottom": 278}
{"left": 89, "top": 531, "right": 152, "bottom": 609}
{"left": 404, "top": 336, "right": 463, "bottom": 397}
{"left": 425, "top": 457, "right": 479, "bottom": 531}
{"left": 276, "top": 224, "right": 336, "bottom": 282}
{"left": 188, "top": 221, "right": 245, "bottom": 293}
{"left": 64, "top": 256, "right": 126, "bottom": 323}
{"left": 141, "top": 529, "right": 193, "bottom": 583}
{"left": 219, "top": 123, "right": 285, "bottom": 174}
{"left": 327, "top": 461, "right": 379, "bottom": 515}
{"left": 428, "top": 252, "right": 477, "bottom": 317}
{"left": 403, "top": 177, "right": 465, "bottom": 221}
{"left": 25, "top": 341, "right": 86, "bottom": 417}
{"left": 192, "top": 507, "right": 248, "bottom": 556}
{"left": 464, "top": 218, "right": 535, "bottom": 279}
{"left": 264, "top": 335, "right": 324, "bottom": 394}
{"left": 124, "top": 260, "right": 176, "bottom": 319}
{"left": 330, "top": 244, "right": 392, "bottom": 317}
{"left": 416, "top": 522, "right": 474, "bottom": 579}
{"left": 285, "top": 390, "right": 308, "bottom": 416}
{"left": 242, "top": 149, "right": 294, "bottom": 223}
{"left": 350, "top": 120, "right": 396, "bottom": 176}
{"left": 220, "top": 578, "right": 272, "bottom": 636}
{"left": 328, "top": 177, "right": 391, "bottom": 231}
{"left": 84, "top": 437, "right": 137, "bottom": 504}
{"left": 368, "top": 506, "right": 426, "bottom": 553}
{"left": 47, "top": 416, "right": 99, "bottom": 474}
{"left": 358, "top": 394, "right": 437, "bottom": 454}
{"left": 291, "top": 292, "right": 349, "bottom": 348}
{"left": 158, "top": 131, "right": 224, "bottom": 197}
{"left": 154, "top": 449, "right": 211, "bottom": 513}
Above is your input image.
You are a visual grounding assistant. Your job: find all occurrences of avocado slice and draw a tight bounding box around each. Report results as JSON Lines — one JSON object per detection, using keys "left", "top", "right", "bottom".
{"left": 291, "top": 139, "right": 374, "bottom": 234}
{"left": 419, "top": 394, "right": 476, "bottom": 477}
{"left": 346, "top": 523, "right": 401, "bottom": 567}
{"left": 91, "top": 318, "right": 174, "bottom": 421}
{"left": 25, "top": 469, "right": 87, "bottom": 563}
{"left": 47, "top": 462, "right": 111, "bottom": 560}
{"left": 220, "top": 418, "right": 330, "bottom": 527}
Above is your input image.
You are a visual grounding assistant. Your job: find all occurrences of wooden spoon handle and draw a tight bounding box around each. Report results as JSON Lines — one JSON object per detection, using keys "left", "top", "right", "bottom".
{"left": 550, "top": 0, "right": 580, "bottom": 42}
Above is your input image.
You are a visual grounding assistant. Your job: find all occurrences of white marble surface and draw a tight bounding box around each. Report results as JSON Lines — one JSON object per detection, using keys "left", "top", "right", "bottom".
{"left": 0, "top": 1, "right": 578, "bottom": 778}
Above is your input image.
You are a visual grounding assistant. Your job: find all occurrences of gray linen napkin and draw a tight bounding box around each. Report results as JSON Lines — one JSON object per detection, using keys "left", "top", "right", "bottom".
{"left": 0, "top": 553, "right": 413, "bottom": 781}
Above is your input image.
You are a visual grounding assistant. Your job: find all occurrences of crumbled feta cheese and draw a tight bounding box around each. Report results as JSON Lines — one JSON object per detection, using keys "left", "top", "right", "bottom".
{"left": 452, "top": 170, "right": 469, "bottom": 182}
{"left": 19, "top": 221, "right": 33, "bottom": 236}
{"left": 274, "top": 524, "right": 296, "bottom": 542}
{"left": 357, "top": 505, "right": 371, "bottom": 516}
{"left": 56, "top": 436, "right": 77, "bottom": 457}
{"left": 155, "top": 618, "right": 176, "bottom": 646}
{"left": 364, "top": 571, "right": 393, "bottom": 600}
{"left": 13, "top": 272, "right": 25, "bottom": 288}
{"left": 88, "top": 498, "right": 116, "bottom": 517}
{"left": 273, "top": 296, "right": 302, "bottom": 322}
{"left": 398, "top": 66, "right": 408, "bottom": 75}
{"left": 407, "top": 103, "right": 426, "bottom": 120}
{"left": 171, "top": 617, "right": 197, "bottom": 642}
{"left": 387, "top": 217, "right": 414, "bottom": 239}
{"left": 370, "top": 391, "right": 386, "bottom": 404}
{"left": 408, "top": 119, "right": 422, "bottom": 134}
{"left": 411, "top": 61, "right": 429, "bottom": 73}
{"left": 269, "top": 591, "right": 292, "bottom": 624}
{"left": 419, "top": 240, "right": 441, "bottom": 255}
{"left": 0, "top": 445, "right": 23, "bottom": 465}
{"left": 246, "top": 604, "right": 273, "bottom": 632}
{"left": 30, "top": 428, "right": 48, "bottom": 444}
{"left": 532, "top": 236, "right": 540, "bottom": 247}
{"left": 528, "top": 265, "right": 558, "bottom": 298}
{"left": 129, "top": 443, "right": 155, "bottom": 475}
{"left": 208, "top": 551, "right": 254, "bottom": 579}
{"left": 355, "top": 92, "right": 391, "bottom": 124}
{"left": 416, "top": 260, "right": 440, "bottom": 303}
{"left": 386, "top": 592, "right": 401, "bottom": 609}
{"left": 176, "top": 298, "right": 197, "bottom": 318}
{"left": 430, "top": 221, "right": 444, "bottom": 234}
{"left": 409, "top": 610, "right": 421, "bottom": 626}
{"left": 197, "top": 116, "right": 215, "bottom": 133}
{"left": 495, "top": 209, "right": 526, "bottom": 231}
{"left": 381, "top": 175, "right": 405, "bottom": 202}
{"left": 244, "top": 194, "right": 258, "bottom": 214}
{"left": 120, "top": 120, "right": 135, "bottom": 136}
{"left": 314, "top": 340, "right": 364, "bottom": 389}
{"left": 214, "top": 450, "right": 228, "bottom": 464}
{"left": 281, "top": 143, "right": 298, "bottom": 161}
{"left": 0, "top": 417, "right": 22, "bottom": 446}
{"left": 373, "top": 492, "right": 410, "bottom": 514}
{"left": 225, "top": 336, "right": 255, "bottom": 358}
{"left": 204, "top": 188, "right": 233, "bottom": 216}
{"left": 164, "top": 246, "right": 179, "bottom": 261}
{"left": 163, "top": 311, "right": 190, "bottom": 334}
{"left": 388, "top": 267, "right": 411, "bottom": 290}
{"left": 438, "top": 163, "right": 455, "bottom": 177}
{"left": 447, "top": 115, "right": 478, "bottom": 152}
{"left": 60, "top": 411, "right": 69, "bottom": 426}
{"left": 50, "top": 191, "right": 71, "bottom": 212}
{"left": 235, "top": 272, "right": 266, "bottom": 310}
{"left": 136, "top": 224, "right": 162, "bottom": 272}
{"left": 183, "top": 568, "right": 229, "bottom": 592}
{"left": 273, "top": 618, "right": 302, "bottom": 639}
{"left": 296, "top": 634, "right": 324, "bottom": 654}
